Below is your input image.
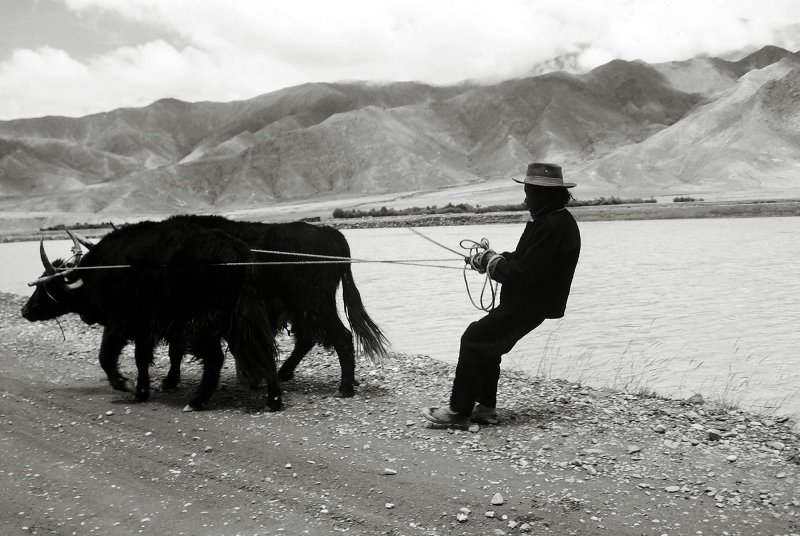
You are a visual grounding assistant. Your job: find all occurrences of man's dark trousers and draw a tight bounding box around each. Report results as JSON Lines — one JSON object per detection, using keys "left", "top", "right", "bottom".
{"left": 449, "top": 305, "right": 545, "bottom": 415}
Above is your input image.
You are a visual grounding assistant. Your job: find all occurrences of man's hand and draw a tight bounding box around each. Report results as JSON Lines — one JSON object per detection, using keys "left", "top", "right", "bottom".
{"left": 468, "top": 248, "right": 497, "bottom": 273}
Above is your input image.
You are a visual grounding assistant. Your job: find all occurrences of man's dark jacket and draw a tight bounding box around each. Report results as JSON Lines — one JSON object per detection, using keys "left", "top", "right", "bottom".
{"left": 492, "top": 209, "right": 581, "bottom": 318}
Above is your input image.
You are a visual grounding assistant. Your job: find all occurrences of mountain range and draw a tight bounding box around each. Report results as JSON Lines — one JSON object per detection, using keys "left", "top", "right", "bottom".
{"left": 1, "top": 45, "right": 799, "bottom": 220}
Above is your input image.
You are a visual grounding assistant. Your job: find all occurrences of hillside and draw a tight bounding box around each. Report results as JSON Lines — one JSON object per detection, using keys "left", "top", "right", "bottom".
{"left": 573, "top": 59, "right": 800, "bottom": 195}
{"left": 1, "top": 46, "right": 799, "bottom": 221}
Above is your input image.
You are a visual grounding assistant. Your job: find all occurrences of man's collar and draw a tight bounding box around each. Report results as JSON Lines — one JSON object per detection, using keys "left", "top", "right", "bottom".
{"left": 529, "top": 207, "right": 566, "bottom": 221}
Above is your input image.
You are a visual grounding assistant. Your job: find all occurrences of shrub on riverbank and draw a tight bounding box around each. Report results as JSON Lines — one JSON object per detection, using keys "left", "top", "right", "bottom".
{"left": 332, "top": 197, "right": 657, "bottom": 219}
{"left": 41, "top": 222, "right": 117, "bottom": 232}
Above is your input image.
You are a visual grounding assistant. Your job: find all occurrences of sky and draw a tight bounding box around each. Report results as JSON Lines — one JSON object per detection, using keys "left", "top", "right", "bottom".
{"left": 1, "top": 0, "right": 799, "bottom": 121}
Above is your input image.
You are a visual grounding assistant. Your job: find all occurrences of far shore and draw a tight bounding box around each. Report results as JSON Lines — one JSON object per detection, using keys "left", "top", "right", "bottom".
{"left": 1, "top": 198, "right": 799, "bottom": 243}
{"left": 324, "top": 197, "right": 800, "bottom": 230}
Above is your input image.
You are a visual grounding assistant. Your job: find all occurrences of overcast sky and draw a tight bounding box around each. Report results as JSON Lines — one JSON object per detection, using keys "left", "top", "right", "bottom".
{"left": 1, "top": 0, "right": 799, "bottom": 121}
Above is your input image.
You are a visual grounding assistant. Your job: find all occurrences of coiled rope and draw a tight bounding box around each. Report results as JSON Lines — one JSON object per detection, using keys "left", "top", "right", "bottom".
{"left": 404, "top": 227, "right": 500, "bottom": 311}
{"left": 458, "top": 238, "right": 501, "bottom": 312}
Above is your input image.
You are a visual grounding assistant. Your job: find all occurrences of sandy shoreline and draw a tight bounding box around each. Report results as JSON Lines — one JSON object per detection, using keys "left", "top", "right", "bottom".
{"left": 1, "top": 291, "right": 799, "bottom": 535}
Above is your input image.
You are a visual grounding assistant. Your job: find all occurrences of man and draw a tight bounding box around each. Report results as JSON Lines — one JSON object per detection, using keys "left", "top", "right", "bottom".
{"left": 422, "top": 162, "right": 581, "bottom": 426}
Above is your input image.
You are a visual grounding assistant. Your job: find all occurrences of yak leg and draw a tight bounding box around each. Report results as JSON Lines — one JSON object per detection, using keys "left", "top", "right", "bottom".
{"left": 324, "top": 313, "right": 358, "bottom": 398}
{"left": 277, "top": 323, "right": 315, "bottom": 382}
{"left": 98, "top": 327, "right": 134, "bottom": 393}
{"left": 184, "top": 338, "right": 224, "bottom": 411}
{"left": 133, "top": 336, "right": 156, "bottom": 402}
{"left": 162, "top": 341, "right": 184, "bottom": 390}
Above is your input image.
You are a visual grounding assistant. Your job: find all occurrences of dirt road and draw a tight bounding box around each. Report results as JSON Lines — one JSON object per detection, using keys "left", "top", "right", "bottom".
{"left": 1, "top": 292, "right": 799, "bottom": 535}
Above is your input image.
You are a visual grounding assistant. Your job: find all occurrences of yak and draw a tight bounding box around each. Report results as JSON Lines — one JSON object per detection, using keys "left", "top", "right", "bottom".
{"left": 21, "top": 220, "right": 282, "bottom": 411}
{"left": 165, "top": 215, "right": 389, "bottom": 397}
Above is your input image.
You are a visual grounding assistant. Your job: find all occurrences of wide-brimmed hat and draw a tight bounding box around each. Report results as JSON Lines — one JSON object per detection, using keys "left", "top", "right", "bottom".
{"left": 513, "top": 163, "right": 576, "bottom": 188}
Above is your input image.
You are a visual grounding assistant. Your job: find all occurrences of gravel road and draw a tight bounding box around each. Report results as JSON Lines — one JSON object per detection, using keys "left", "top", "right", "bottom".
{"left": 1, "top": 292, "right": 799, "bottom": 535}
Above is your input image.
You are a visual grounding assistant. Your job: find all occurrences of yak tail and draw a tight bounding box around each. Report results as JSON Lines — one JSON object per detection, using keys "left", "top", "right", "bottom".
{"left": 341, "top": 264, "right": 390, "bottom": 364}
{"left": 228, "top": 267, "right": 280, "bottom": 390}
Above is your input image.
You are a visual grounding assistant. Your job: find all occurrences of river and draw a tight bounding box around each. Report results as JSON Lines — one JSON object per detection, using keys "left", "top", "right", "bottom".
{"left": 4, "top": 217, "right": 800, "bottom": 415}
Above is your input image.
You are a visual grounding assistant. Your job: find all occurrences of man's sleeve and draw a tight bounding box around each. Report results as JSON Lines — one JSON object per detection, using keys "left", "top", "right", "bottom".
{"left": 499, "top": 249, "right": 517, "bottom": 263}
{"left": 491, "top": 224, "right": 562, "bottom": 285}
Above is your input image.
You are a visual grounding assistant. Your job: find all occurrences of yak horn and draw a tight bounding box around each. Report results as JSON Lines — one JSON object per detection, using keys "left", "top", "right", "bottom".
{"left": 39, "top": 239, "right": 57, "bottom": 276}
{"left": 65, "top": 230, "right": 84, "bottom": 264}
{"left": 69, "top": 230, "right": 95, "bottom": 250}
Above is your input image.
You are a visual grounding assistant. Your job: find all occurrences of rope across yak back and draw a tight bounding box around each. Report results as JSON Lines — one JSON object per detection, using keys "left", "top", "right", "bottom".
{"left": 29, "top": 226, "right": 504, "bottom": 313}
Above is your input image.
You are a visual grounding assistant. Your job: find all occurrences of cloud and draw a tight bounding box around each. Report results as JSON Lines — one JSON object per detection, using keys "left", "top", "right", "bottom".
{"left": 1, "top": 0, "right": 799, "bottom": 119}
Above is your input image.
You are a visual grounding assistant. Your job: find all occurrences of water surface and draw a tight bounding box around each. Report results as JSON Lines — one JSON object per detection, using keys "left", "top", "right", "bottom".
{"left": 4, "top": 217, "right": 799, "bottom": 415}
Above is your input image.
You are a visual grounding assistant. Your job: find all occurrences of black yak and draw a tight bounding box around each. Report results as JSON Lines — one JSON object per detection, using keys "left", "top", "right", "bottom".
{"left": 166, "top": 215, "right": 389, "bottom": 397}
{"left": 21, "top": 220, "right": 282, "bottom": 411}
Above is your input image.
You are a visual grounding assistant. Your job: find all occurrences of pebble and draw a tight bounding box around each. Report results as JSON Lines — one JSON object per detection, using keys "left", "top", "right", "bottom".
{"left": 727, "top": 455, "right": 738, "bottom": 462}
{"left": 485, "top": 511, "right": 495, "bottom": 518}
{"left": 654, "top": 424, "right": 666, "bottom": 433}
{"left": 491, "top": 493, "right": 504, "bottom": 505}
{"left": 385, "top": 503, "right": 395, "bottom": 509}
{"left": 384, "top": 468, "right": 397, "bottom": 475}
{"left": 685, "top": 393, "right": 704, "bottom": 405}
{"left": 665, "top": 486, "right": 681, "bottom": 493}
{"left": 628, "top": 445, "right": 642, "bottom": 454}
{"left": 456, "top": 513, "right": 468, "bottom": 522}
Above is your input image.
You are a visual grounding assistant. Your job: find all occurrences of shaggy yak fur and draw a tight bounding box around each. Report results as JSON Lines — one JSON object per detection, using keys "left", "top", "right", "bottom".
{"left": 166, "top": 214, "right": 389, "bottom": 397}
{"left": 22, "top": 220, "right": 282, "bottom": 411}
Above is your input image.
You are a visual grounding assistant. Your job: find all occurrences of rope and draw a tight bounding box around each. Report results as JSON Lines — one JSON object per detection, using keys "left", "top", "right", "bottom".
{"left": 30, "top": 230, "right": 503, "bottom": 313}
{"left": 58, "top": 258, "right": 463, "bottom": 271}
{"left": 458, "top": 238, "right": 501, "bottom": 312}
{"left": 28, "top": 249, "right": 465, "bottom": 285}
{"left": 221, "top": 259, "right": 463, "bottom": 270}
{"left": 404, "top": 227, "right": 466, "bottom": 258}
{"left": 249, "top": 248, "right": 461, "bottom": 269}
{"left": 403, "top": 227, "right": 502, "bottom": 312}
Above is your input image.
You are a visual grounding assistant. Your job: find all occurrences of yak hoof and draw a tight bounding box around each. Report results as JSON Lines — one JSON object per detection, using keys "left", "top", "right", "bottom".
{"left": 112, "top": 378, "right": 135, "bottom": 393}
{"left": 161, "top": 378, "right": 180, "bottom": 391}
{"left": 334, "top": 387, "right": 355, "bottom": 398}
{"left": 184, "top": 400, "right": 204, "bottom": 411}
{"left": 352, "top": 378, "right": 361, "bottom": 387}
{"left": 266, "top": 397, "right": 283, "bottom": 412}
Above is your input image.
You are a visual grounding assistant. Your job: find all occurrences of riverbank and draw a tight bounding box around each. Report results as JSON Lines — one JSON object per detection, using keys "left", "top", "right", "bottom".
{"left": 2, "top": 198, "right": 800, "bottom": 242}
{"left": 1, "top": 292, "right": 799, "bottom": 535}
{"left": 324, "top": 198, "right": 800, "bottom": 230}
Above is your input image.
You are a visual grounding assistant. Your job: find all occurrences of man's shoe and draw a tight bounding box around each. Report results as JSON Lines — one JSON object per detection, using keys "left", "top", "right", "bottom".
{"left": 421, "top": 406, "right": 470, "bottom": 427}
{"left": 471, "top": 403, "right": 499, "bottom": 424}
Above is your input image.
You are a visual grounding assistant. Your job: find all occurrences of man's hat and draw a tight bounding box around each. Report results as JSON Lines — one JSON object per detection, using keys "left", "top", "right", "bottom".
{"left": 513, "top": 163, "right": 576, "bottom": 188}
